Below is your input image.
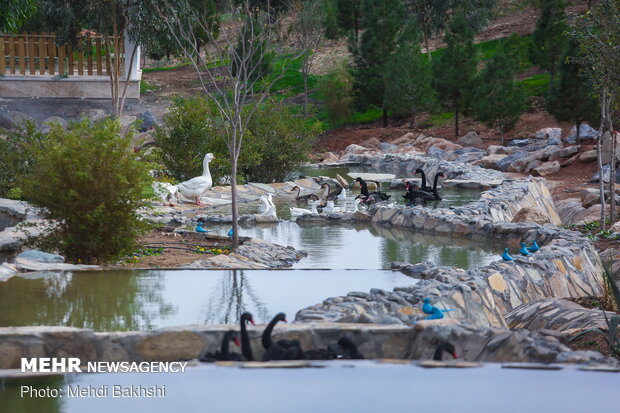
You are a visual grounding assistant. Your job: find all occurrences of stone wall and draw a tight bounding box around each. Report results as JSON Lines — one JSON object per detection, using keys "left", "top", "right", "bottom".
{"left": 0, "top": 199, "right": 44, "bottom": 253}
{"left": 295, "top": 178, "right": 604, "bottom": 328}
{"left": 0, "top": 323, "right": 613, "bottom": 370}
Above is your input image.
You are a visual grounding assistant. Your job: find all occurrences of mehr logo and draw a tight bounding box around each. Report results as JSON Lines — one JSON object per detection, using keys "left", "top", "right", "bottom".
{"left": 21, "top": 358, "right": 82, "bottom": 373}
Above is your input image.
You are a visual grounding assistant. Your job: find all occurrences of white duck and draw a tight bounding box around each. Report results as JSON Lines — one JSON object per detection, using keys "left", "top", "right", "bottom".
{"left": 322, "top": 200, "right": 337, "bottom": 214}
{"left": 176, "top": 153, "right": 214, "bottom": 205}
{"left": 290, "top": 200, "right": 320, "bottom": 218}
{"left": 337, "top": 185, "right": 347, "bottom": 202}
{"left": 152, "top": 181, "right": 179, "bottom": 206}
{"left": 258, "top": 194, "right": 278, "bottom": 217}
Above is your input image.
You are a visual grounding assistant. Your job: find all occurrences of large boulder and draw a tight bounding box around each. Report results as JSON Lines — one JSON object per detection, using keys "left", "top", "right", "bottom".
{"left": 476, "top": 154, "right": 508, "bottom": 170}
{"left": 344, "top": 144, "right": 369, "bottom": 154}
{"left": 15, "top": 250, "right": 65, "bottom": 263}
{"left": 511, "top": 207, "right": 553, "bottom": 225}
{"left": 392, "top": 132, "right": 416, "bottom": 145}
{"left": 496, "top": 151, "right": 530, "bottom": 171}
{"left": 534, "top": 127, "right": 562, "bottom": 141}
{"left": 487, "top": 145, "right": 514, "bottom": 155}
{"left": 600, "top": 131, "right": 620, "bottom": 164}
{"left": 565, "top": 124, "right": 599, "bottom": 144}
{"left": 457, "top": 131, "right": 483, "bottom": 147}
{"left": 580, "top": 150, "right": 597, "bottom": 162}
{"left": 581, "top": 188, "right": 601, "bottom": 208}
{"left": 532, "top": 160, "right": 560, "bottom": 177}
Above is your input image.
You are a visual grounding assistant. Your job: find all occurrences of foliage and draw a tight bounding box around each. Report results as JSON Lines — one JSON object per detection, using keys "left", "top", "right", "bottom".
{"left": 241, "top": 101, "right": 322, "bottom": 182}
{"left": 474, "top": 46, "right": 526, "bottom": 141}
{"left": 518, "top": 72, "right": 550, "bottom": 97}
{"left": 0, "top": 120, "right": 46, "bottom": 198}
{"left": 351, "top": 0, "right": 405, "bottom": 126}
{"left": 0, "top": 0, "right": 36, "bottom": 32}
{"left": 153, "top": 97, "right": 229, "bottom": 182}
{"left": 20, "top": 118, "right": 152, "bottom": 264}
{"left": 321, "top": 0, "right": 341, "bottom": 39}
{"left": 529, "top": 0, "right": 567, "bottom": 76}
{"left": 546, "top": 39, "right": 600, "bottom": 141}
{"left": 383, "top": 22, "right": 435, "bottom": 125}
{"left": 335, "top": 0, "right": 362, "bottom": 39}
{"left": 432, "top": 12, "right": 478, "bottom": 136}
{"left": 232, "top": 15, "right": 274, "bottom": 84}
{"left": 318, "top": 61, "right": 354, "bottom": 124}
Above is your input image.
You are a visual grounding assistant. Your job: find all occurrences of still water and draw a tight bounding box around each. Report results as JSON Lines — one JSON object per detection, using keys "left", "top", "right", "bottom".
{"left": 0, "top": 363, "right": 615, "bottom": 413}
{"left": 0, "top": 269, "right": 416, "bottom": 330}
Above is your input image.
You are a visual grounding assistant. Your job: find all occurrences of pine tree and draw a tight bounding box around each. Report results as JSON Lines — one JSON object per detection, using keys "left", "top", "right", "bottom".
{"left": 474, "top": 45, "right": 526, "bottom": 145}
{"left": 336, "top": 0, "right": 362, "bottom": 40}
{"left": 546, "top": 39, "right": 599, "bottom": 143}
{"left": 432, "top": 12, "right": 478, "bottom": 137}
{"left": 351, "top": 0, "right": 404, "bottom": 127}
{"left": 529, "top": 0, "right": 567, "bottom": 81}
{"left": 384, "top": 23, "right": 435, "bottom": 127}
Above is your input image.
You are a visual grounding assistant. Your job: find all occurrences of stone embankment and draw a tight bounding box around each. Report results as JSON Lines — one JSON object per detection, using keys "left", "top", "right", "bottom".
{"left": 0, "top": 322, "right": 614, "bottom": 370}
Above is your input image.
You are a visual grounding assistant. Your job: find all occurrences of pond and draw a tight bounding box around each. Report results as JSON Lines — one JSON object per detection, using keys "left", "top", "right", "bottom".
{"left": 208, "top": 221, "right": 499, "bottom": 270}
{"left": 1, "top": 362, "right": 615, "bottom": 413}
{"left": 0, "top": 269, "right": 416, "bottom": 330}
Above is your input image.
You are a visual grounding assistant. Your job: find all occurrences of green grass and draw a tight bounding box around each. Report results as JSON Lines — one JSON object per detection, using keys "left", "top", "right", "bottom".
{"left": 427, "top": 111, "right": 454, "bottom": 127}
{"left": 142, "top": 62, "right": 191, "bottom": 73}
{"left": 518, "top": 73, "right": 550, "bottom": 97}
{"left": 432, "top": 34, "right": 533, "bottom": 69}
{"left": 270, "top": 55, "right": 320, "bottom": 97}
{"left": 140, "top": 80, "right": 160, "bottom": 94}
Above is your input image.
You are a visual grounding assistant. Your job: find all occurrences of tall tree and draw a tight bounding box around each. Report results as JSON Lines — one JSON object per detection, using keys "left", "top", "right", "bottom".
{"left": 432, "top": 12, "right": 478, "bottom": 137}
{"left": 529, "top": 0, "right": 567, "bottom": 81}
{"left": 383, "top": 22, "right": 434, "bottom": 127}
{"left": 474, "top": 45, "right": 526, "bottom": 144}
{"left": 335, "top": 0, "right": 362, "bottom": 40}
{"left": 156, "top": 0, "right": 305, "bottom": 248}
{"left": 0, "top": 0, "right": 36, "bottom": 32}
{"left": 351, "top": 0, "right": 404, "bottom": 127}
{"left": 546, "top": 39, "right": 599, "bottom": 144}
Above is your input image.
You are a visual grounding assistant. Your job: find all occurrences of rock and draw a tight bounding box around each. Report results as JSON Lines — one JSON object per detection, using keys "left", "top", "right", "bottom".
{"left": 508, "top": 138, "right": 539, "bottom": 147}
{"left": 0, "top": 263, "right": 17, "bottom": 281}
{"left": 136, "top": 331, "right": 204, "bottom": 361}
{"left": 580, "top": 150, "right": 597, "bottom": 162}
{"left": 548, "top": 146, "right": 580, "bottom": 161}
{"left": 427, "top": 146, "right": 446, "bottom": 159}
{"left": 336, "top": 174, "right": 349, "bottom": 189}
{"left": 496, "top": 152, "right": 529, "bottom": 171}
{"left": 561, "top": 153, "right": 580, "bottom": 167}
{"left": 380, "top": 142, "right": 397, "bottom": 152}
{"left": 610, "top": 221, "right": 620, "bottom": 233}
{"left": 41, "top": 116, "right": 68, "bottom": 133}
{"left": 321, "top": 152, "right": 339, "bottom": 164}
{"left": 120, "top": 115, "right": 137, "bottom": 129}
{"left": 565, "top": 124, "right": 599, "bottom": 144}
{"left": 534, "top": 127, "right": 562, "bottom": 141}
{"left": 344, "top": 144, "right": 368, "bottom": 154}
{"left": 581, "top": 188, "right": 601, "bottom": 208}
{"left": 84, "top": 109, "right": 107, "bottom": 122}
{"left": 16, "top": 250, "right": 65, "bottom": 263}
{"left": 0, "top": 112, "right": 17, "bottom": 129}
{"left": 138, "top": 111, "right": 157, "bottom": 132}
{"left": 361, "top": 137, "right": 381, "bottom": 148}
{"left": 487, "top": 145, "right": 513, "bottom": 155}
{"left": 457, "top": 131, "right": 483, "bottom": 147}
{"left": 392, "top": 132, "right": 416, "bottom": 145}
{"left": 532, "top": 160, "right": 560, "bottom": 177}
{"left": 547, "top": 137, "right": 562, "bottom": 146}
{"left": 589, "top": 165, "right": 620, "bottom": 184}
{"left": 511, "top": 207, "right": 552, "bottom": 225}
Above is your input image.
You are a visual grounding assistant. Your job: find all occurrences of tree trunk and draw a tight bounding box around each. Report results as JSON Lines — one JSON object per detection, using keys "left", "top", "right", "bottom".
{"left": 598, "top": 94, "right": 607, "bottom": 230}
{"left": 230, "top": 147, "right": 240, "bottom": 249}
{"left": 454, "top": 106, "right": 459, "bottom": 138}
{"left": 424, "top": 31, "right": 431, "bottom": 61}
{"left": 608, "top": 109, "right": 616, "bottom": 225}
{"left": 302, "top": 59, "right": 309, "bottom": 117}
{"left": 383, "top": 107, "right": 388, "bottom": 128}
{"left": 575, "top": 120, "right": 581, "bottom": 144}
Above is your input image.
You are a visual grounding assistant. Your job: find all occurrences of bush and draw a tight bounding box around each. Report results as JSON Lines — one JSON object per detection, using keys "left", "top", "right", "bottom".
{"left": 242, "top": 101, "right": 322, "bottom": 182}
{"left": 0, "top": 120, "right": 45, "bottom": 197}
{"left": 153, "top": 97, "right": 230, "bottom": 182}
{"left": 318, "top": 62, "right": 354, "bottom": 124}
{"left": 21, "top": 118, "right": 152, "bottom": 264}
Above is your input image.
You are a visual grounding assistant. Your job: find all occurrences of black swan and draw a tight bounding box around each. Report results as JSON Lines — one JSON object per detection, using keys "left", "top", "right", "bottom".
{"left": 262, "top": 313, "right": 304, "bottom": 361}
{"left": 240, "top": 312, "right": 256, "bottom": 361}
{"left": 414, "top": 168, "right": 433, "bottom": 193}
{"left": 403, "top": 182, "right": 435, "bottom": 206}
{"left": 355, "top": 177, "right": 391, "bottom": 206}
{"left": 433, "top": 341, "right": 458, "bottom": 361}
{"left": 199, "top": 330, "right": 243, "bottom": 362}
{"left": 413, "top": 170, "right": 444, "bottom": 201}
{"left": 303, "top": 336, "right": 365, "bottom": 360}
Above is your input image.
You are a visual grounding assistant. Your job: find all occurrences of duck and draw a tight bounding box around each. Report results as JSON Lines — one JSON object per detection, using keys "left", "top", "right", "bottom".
{"left": 258, "top": 195, "right": 277, "bottom": 217}
{"left": 290, "top": 185, "right": 319, "bottom": 203}
{"left": 502, "top": 248, "right": 514, "bottom": 261}
{"left": 527, "top": 240, "right": 540, "bottom": 253}
{"left": 152, "top": 181, "right": 178, "bottom": 207}
{"left": 290, "top": 200, "right": 321, "bottom": 217}
{"left": 320, "top": 182, "right": 345, "bottom": 202}
{"left": 262, "top": 313, "right": 304, "bottom": 361}
{"left": 336, "top": 185, "right": 347, "bottom": 202}
{"left": 433, "top": 341, "right": 458, "bottom": 361}
{"left": 239, "top": 312, "right": 255, "bottom": 361}
{"left": 176, "top": 153, "right": 214, "bottom": 205}
{"left": 520, "top": 242, "right": 531, "bottom": 256}
{"left": 199, "top": 330, "right": 243, "bottom": 362}
{"left": 422, "top": 297, "right": 454, "bottom": 320}
{"left": 195, "top": 221, "right": 208, "bottom": 233}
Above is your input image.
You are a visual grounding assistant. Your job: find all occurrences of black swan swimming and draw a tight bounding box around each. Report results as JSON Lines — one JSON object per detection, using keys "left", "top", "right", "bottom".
{"left": 414, "top": 168, "right": 433, "bottom": 193}
{"left": 240, "top": 312, "right": 256, "bottom": 361}
{"left": 413, "top": 170, "right": 444, "bottom": 201}
{"left": 199, "top": 330, "right": 243, "bottom": 362}
{"left": 403, "top": 182, "right": 435, "bottom": 206}
{"left": 262, "top": 313, "right": 304, "bottom": 361}
{"left": 355, "top": 177, "right": 391, "bottom": 205}
{"left": 433, "top": 341, "right": 458, "bottom": 361}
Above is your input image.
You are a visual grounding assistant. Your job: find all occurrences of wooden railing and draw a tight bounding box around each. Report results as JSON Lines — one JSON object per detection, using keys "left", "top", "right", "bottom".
{"left": 0, "top": 32, "right": 123, "bottom": 77}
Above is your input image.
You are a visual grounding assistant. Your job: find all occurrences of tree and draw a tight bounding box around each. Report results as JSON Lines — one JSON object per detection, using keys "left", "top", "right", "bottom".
{"left": 474, "top": 46, "right": 526, "bottom": 144}
{"left": 529, "top": 0, "right": 567, "bottom": 81}
{"left": 383, "top": 23, "right": 435, "bottom": 127}
{"left": 156, "top": 0, "right": 305, "bottom": 248}
{"left": 351, "top": 0, "right": 404, "bottom": 127}
{"left": 572, "top": 0, "right": 620, "bottom": 228}
{"left": 546, "top": 39, "right": 599, "bottom": 144}
{"left": 0, "top": 0, "right": 36, "bottom": 32}
{"left": 335, "top": 0, "right": 362, "bottom": 40}
{"left": 432, "top": 12, "right": 478, "bottom": 137}
{"left": 291, "top": 0, "right": 324, "bottom": 117}
{"left": 21, "top": 118, "right": 151, "bottom": 264}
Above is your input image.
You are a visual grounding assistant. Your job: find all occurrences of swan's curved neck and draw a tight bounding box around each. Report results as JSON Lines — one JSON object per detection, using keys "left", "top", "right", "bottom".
{"left": 220, "top": 332, "right": 232, "bottom": 358}
{"left": 433, "top": 174, "right": 440, "bottom": 191}
{"left": 261, "top": 317, "right": 281, "bottom": 349}
{"left": 202, "top": 155, "right": 211, "bottom": 177}
{"left": 294, "top": 187, "right": 300, "bottom": 199}
{"left": 240, "top": 318, "right": 254, "bottom": 361}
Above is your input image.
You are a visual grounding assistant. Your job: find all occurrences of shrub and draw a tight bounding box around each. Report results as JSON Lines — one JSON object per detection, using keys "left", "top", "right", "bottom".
{"left": 153, "top": 97, "right": 229, "bottom": 182}
{"left": 242, "top": 101, "right": 322, "bottom": 183}
{"left": 21, "top": 118, "right": 152, "bottom": 264}
{"left": 318, "top": 62, "right": 354, "bottom": 124}
{"left": 0, "top": 120, "right": 45, "bottom": 197}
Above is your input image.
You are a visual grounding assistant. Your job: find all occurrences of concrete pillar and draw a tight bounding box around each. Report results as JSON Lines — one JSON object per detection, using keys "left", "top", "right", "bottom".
{"left": 123, "top": 35, "right": 141, "bottom": 81}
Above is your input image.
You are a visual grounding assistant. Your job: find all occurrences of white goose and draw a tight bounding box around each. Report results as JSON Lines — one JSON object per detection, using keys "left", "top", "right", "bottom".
{"left": 290, "top": 200, "right": 321, "bottom": 218}
{"left": 337, "top": 185, "right": 347, "bottom": 202}
{"left": 258, "top": 194, "right": 278, "bottom": 217}
{"left": 176, "top": 153, "right": 214, "bottom": 205}
{"left": 152, "top": 181, "right": 178, "bottom": 206}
